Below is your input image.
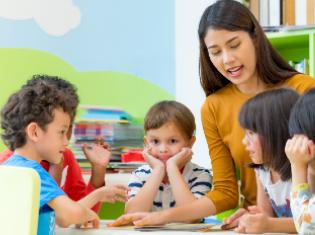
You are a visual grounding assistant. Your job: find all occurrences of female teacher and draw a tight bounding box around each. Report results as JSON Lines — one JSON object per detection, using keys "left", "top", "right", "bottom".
{"left": 109, "top": 0, "right": 315, "bottom": 227}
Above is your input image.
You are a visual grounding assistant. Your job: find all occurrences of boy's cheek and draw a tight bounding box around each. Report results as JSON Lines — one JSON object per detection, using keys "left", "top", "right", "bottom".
{"left": 149, "top": 148, "right": 159, "bottom": 156}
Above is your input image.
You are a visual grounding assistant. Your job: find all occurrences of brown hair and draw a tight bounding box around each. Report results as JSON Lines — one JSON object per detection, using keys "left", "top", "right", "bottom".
{"left": 144, "top": 100, "right": 195, "bottom": 139}
{"left": 239, "top": 88, "right": 299, "bottom": 181}
{"left": 1, "top": 79, "right": 75, "bottom": 150}
{"left": 23, "top": 74, "right": 79, "bottom": 120}
{"left": 198, "top": 0, "right": 297, "bottom": 96}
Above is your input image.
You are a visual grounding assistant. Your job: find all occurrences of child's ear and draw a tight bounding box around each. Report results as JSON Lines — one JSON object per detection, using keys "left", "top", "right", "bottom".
{"left": 143, "top": 136, "right": 148, "bottom": 147}
{"left": 189, "top": 136, "right": 196, "bottom": 148}
{"left": 66, "top": 123, "right": 73, "bottom": 140}
{"left": 26, "top": 122, "right": 41, "bottom": 142}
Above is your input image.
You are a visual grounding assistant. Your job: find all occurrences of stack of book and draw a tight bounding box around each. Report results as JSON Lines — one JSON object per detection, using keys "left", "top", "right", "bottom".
{"left": 249, "top": 0, "right": 315, "bottom": 29}
{"left": 70, "top": 105, "right": 146, "bottom": 173}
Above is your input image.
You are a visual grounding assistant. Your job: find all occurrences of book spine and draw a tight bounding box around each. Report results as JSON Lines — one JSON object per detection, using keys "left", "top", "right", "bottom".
{"left": 269, "top": 0, "right": 281, "bottom": 26}
{"left": 260, "top": 0, "right": 270, "bottom": 26}
{"left": 283, "top": 0, "right": 295, "bottom": 25}
{"left": 295, "top": 0, "right": 307, "bottom": 25}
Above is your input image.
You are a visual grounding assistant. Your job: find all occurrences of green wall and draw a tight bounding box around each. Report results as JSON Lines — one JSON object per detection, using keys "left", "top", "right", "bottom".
{"left": 0, "top": 48, "right": 174, "bottom": 150}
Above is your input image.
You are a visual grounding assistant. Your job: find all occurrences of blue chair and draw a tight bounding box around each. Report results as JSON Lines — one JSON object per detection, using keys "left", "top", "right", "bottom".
{"left": 0, "top": 166, "right": 40, "bottom": 235}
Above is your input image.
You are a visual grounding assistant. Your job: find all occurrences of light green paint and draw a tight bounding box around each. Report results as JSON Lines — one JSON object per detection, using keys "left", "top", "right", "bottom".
{"left": 0, "top": 48, "right": 174, "bottom": 150}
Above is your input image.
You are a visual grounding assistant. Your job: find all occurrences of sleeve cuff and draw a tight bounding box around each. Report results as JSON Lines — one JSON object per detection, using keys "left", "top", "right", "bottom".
{"left": 292, "top": 183, "right": 309, "bottom": 192}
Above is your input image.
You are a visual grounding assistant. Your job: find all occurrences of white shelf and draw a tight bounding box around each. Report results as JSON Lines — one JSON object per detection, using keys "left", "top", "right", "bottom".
{"left": 83, "top": 173, "right": 132, "bottom": 186}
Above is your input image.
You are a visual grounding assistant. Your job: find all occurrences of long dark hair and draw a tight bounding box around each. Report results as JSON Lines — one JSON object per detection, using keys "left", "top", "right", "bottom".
{"left": 289, "top": 88, "right": 315, "bottom": 142}
{"left": 239, "top": 88, "right": 299, "bottom": 181}
{"left": 198, "top": 0, "right": 298, "bottom": 96}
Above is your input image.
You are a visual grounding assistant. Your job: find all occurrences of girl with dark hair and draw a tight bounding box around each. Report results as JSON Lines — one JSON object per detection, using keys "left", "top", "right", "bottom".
{"left": 109, "top": 0, "right": 315, "bottom": 227}
{"left": 285, "top": 88, "right": 315, "bottom": 234}
{"left": 223, "top": 88, "right": 299, "bottom": 233}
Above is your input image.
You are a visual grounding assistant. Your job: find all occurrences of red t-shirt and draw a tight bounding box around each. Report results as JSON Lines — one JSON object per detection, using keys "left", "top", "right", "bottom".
{"left": 0, "top": 148, "right": 100, "bottom": 212}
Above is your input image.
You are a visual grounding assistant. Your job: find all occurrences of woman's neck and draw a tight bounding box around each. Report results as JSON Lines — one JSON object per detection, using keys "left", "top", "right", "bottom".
{"left": 236, "top": 74, "right": 268, "bottom": 95}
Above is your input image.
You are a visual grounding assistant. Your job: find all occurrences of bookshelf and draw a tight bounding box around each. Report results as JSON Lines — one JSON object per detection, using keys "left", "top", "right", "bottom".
{"left": 72, "top": 105, "right": 145, "bottom": 173}
{"left": 249, "top": 0, "right": 315, "bottom": 26}
{"left": 267, "top": 29, "right": 315, "bottom": 76}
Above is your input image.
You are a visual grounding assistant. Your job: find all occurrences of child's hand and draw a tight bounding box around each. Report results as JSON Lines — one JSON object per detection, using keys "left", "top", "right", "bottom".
{"left": 107, "top": 212, "right": 150, "bottom": 227}
{"left": 143, "top": 147, "right": 165, "bottom": 170}
{"left": 285, "top": 134, "right": 315, "bottom": 167}
{"left": 234, "top": 206, "right": 269, "bottom": 234}
{"left": 98, "top": 184, "right": 129, "bottom": 203}
{"left": 166, "top": 147, "right": 192, "bottom": 169}
{"left": 82, "top": 137, "right": 111, "bottom": 167}
{"left": 222, "top": 208, "right": 248, "bottom": 230}
{"left": 76, "top": 209, "right": 100, "bottom": 229}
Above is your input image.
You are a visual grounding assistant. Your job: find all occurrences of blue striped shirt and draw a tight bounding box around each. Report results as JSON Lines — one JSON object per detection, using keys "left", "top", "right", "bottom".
{"left": 128, "top": 162, "right": 212, "bottom": 211}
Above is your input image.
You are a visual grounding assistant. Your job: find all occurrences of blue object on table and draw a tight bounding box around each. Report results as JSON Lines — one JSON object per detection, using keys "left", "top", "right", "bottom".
{"left": 203, "top": 216, "right": 222, "bottom": 225}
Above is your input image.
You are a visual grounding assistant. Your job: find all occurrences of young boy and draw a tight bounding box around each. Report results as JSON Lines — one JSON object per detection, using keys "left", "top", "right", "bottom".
{"left": 125, "top": 101, "right": 212, "bottom": 213}
{"left": 0, "top": 75, "right": 111, "bottom": 212}
{"left": 1, "top": 79, "right": 126, "bottom": 234}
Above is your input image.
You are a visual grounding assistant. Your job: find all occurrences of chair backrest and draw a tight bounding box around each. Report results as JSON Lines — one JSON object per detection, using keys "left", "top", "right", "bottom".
{"left": 0, "top": 166, "right": 40, "bottom": 235}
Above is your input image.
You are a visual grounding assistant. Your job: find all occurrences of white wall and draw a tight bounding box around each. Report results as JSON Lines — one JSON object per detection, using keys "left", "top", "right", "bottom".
{"left": 175, "top": 0, "right": 215, "bottom": 168}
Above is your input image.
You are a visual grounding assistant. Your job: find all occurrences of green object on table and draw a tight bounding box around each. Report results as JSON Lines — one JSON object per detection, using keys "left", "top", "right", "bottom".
{"left": 215, "top": 208, "right": 238, "bottom": 222}
{"left": 203, "top": 207, "right": 238, "bottom": 224}
{"left": 99, "top": 202, "right": 125, "bottom": 219}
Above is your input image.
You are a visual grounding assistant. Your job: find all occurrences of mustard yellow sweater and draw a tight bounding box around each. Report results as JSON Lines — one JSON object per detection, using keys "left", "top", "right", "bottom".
{"left": 201, "top": 74, "right": 315, "bottom": 213}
